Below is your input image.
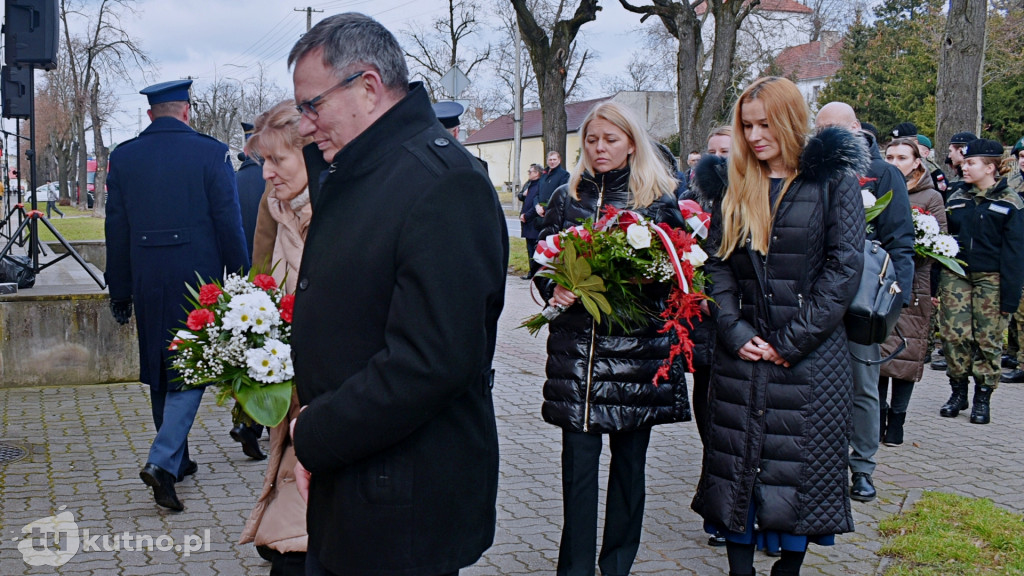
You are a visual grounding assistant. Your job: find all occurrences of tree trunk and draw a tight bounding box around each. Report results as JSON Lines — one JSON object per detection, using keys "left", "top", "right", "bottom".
{"left": 935, "top": 0, "right": 986, "bottom": 164}
{"left": 673, "top": 10, "right": 704, "bottom": 158}
{"left": 75, "top": 117, "right": 88, "bottom": 207}
{"left": 512, "top": 0, "right": 600, "bottom": 164}
{"left": 90, "top": 78, "right": 108, "bottom": 215}
{"left": 690, "top": 2, "right": 748, "bottom": 156}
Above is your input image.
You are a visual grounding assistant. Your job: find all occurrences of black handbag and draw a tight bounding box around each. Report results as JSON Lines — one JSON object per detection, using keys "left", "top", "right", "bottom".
{"left": 823, "top": 181, "right": 903, "bottom": 347}
{"left": 844, "top": 239, "right": 903, "bottom": 346}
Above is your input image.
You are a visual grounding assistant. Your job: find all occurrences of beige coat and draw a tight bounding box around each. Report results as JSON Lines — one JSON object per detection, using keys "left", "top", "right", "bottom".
{"left": 240, "top": 187, "right": 311, "bottom": 553}
{"left": 880, "top": 171, "right": 947, "bottom": 382}
{"left": 239, "top": 394, "right": 307, "bottom": 552}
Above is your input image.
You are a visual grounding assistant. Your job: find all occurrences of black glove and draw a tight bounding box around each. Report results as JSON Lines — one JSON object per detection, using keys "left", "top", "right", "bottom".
{"left": 110, "top": 298, "right": 133, "bottom": 325}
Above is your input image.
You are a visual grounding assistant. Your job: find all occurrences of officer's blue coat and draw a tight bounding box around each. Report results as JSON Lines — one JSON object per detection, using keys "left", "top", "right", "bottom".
{"left": 235, "top": 156, "right": 265, "bottom": 261}
{"left": 105, "top": 116, "right": 250, "bottom": 391}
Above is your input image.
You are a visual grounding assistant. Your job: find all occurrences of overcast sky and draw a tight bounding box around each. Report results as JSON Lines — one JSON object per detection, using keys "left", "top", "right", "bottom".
{"left": 50, "top": 0, "right": 647, "bottom": 144}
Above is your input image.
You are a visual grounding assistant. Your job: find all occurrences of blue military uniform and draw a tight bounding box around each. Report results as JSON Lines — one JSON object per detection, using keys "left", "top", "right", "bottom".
{"left": 235, "top": 121, "right": 265, "bottom": 262}
{"left": 105, "top": 79, "right": 250, "bottom": 510}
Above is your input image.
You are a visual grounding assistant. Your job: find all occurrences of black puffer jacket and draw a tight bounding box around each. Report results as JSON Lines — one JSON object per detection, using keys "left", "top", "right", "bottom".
{"left": 537, "top": 167, "right": 691, "bottom": 434}
{"left": 691, "top": 127, "right": 866, "bottom": 536}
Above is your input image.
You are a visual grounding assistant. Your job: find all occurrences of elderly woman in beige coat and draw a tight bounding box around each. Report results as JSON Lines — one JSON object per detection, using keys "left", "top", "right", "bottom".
{"left": 239, "top": 99, "right": 312, "bottom": 576}
{"left": 878, "top": 137, "right": 946, "bottom": 447}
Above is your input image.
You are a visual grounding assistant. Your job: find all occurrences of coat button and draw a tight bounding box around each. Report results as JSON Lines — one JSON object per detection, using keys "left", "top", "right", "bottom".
{"left": 434, "top": 138, "right": 450, "bottom": 147}
{"left": 298, "top": 278, "right": 309, "bottom": 290}
{"left": 757, "top": 409, "right": 764, "bottom": 416}
{"left": 141, "top": 235, "right": 147, "bottom": 241}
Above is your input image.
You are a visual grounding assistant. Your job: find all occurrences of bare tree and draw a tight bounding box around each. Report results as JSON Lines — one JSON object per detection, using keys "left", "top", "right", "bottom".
{"left": 805, "top": 0, "right": 861, "bottom": 41}
{"left": 37, "top": 50, "right": 78, "bottom": 203}
{"left": 190, "top": 80, "right": 245, "bottom": 151}
{"left": 404, "top": 0, "right": 493, "bottom": 101}
{"left": 619, "top": 0, "right": 757, "bottom": 157}
{"left": 60, "top": 0, "right": 152, "bottom": 214}
{"left": 512, "top": 0, "right": 601, "bottom": 162}
{"left": 602, "top": 50, "right": 670, "bottom": 93}
{"left": 935, "top": 0, "right": 986, "bottom": 163}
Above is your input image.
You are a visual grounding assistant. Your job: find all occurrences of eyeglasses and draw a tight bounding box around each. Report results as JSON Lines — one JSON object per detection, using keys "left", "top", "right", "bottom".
{"left": 295, "top": 70, "right": 366, "bottom": 119}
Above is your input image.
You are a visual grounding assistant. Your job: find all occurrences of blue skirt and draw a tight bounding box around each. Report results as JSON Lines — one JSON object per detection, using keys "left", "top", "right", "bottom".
{"left": 704, "top": 501, "right": 835, "bottom": 553}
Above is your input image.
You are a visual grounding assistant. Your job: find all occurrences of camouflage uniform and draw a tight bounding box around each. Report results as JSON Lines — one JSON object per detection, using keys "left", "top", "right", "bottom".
{"left": 940, "top": 178, "right": 1024, "bottom": 423}
{"left": 1005, "top": 169, "right": 1024, "bottom": 365}
{"left": 938, "top": 271, "right": 1006, "bottom": 387}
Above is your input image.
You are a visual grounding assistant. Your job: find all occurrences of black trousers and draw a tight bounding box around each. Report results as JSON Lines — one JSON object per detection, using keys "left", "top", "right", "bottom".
{"left": 557, "top": 428, "right": 651, "bottom": 576}
{"left": 525, "top": 238, "right": 540, "bottom": 276}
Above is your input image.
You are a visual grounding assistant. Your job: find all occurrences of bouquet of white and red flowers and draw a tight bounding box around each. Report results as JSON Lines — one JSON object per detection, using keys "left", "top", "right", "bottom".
{"left": 521, "top": 205, "right": 708, "bottom": 384}
{"left": 170, "top": 271, "right": 295, "bottom": 427}
{"left": 911, "top": 206, "right": 964, "bottom": 276}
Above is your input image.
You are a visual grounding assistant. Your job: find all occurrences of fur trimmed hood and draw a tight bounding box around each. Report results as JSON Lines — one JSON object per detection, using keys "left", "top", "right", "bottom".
{"left": 693, "top": 126, "right": 870, "bottom": 203}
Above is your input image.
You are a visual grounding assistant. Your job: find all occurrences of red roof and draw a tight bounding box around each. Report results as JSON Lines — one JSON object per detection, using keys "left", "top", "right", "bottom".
{"left": 772, "top": 38, "right": 844, "bottom": 81}
{"left": 696, "top": 0, "right": 813, "bottom": 15}
{"left": 465, "top": 96, "right": 612, "bottom": 145}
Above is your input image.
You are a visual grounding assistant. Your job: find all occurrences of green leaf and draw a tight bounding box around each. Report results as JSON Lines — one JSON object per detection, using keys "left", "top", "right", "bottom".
{"left": 580, "top": 294, "right": 602, "bottom": 323}
{"left": 590, "top": 292, "right": 612, "bottom": 315}
{"left": 931, "top": 254, "right": 966, "bottom": 277}
{"left": 865, "top": 190, "right": 893, "bottom": 222}
{"left": 234, "top": 381, "right": 293, "bottom": 427}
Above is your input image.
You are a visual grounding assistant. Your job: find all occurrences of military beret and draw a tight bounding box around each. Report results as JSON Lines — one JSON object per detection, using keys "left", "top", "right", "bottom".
{"left": 140, "top": 79, "right": 193, "bottom": 105}
{"left": 963, "top": 138, "right": 1003, "bottom": 158}
{"left": 241, "top": 121, "right": 255, "bottom": 141}
{"left": 891, "top": 122, "right": 918, "bottom": 138}
{"left": 1011, "top": 136, "right": 1024, "bottom": 157}
{"left": 432, "top": 101, "right": 464, "bottom": 129}
{"left": 916, "top": 134, "right": 932, "bottom": 149}
{"left": 950, "top": 131, "right": 977, "bottom": 145}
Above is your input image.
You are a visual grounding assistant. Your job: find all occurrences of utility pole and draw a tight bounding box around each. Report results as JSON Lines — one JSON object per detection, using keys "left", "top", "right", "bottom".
{"left": 294, "top": 7, "right": 324, "bottom": 32}
{"left": 512, "top": 21, "right": 523, "bottom": 210}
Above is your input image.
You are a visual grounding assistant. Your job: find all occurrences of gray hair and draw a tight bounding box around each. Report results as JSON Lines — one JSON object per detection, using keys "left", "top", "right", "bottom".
{"left": 288, "top": 13, "right": 409, "bottom": 95}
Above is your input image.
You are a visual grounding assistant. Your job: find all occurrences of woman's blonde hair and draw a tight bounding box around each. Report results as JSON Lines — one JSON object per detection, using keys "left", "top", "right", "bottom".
{"left": 247, "top": 99, "right": 313, "bottom": 160}
{"left": 886, "top": 137, "right": 926, "bottom": 184}
{"left": 719, "top": 77, "right": 809, "bottom": 258}
{"left": 568, "top": 101, "right": 677, "bottom": 209}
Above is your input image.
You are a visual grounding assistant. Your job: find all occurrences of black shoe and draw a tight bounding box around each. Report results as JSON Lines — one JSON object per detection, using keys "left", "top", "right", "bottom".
{"left": 940, "top": 378, "right": 970, "bottom": 417}
{"left": 764, "top": 547, "right": 782, "bottom": 557}
{"left": 1002, "top": 355, "right": 1018, "bottom": 369}
{"left": 707, "top": 534, "right": 727, "bottom": 547}
{"left": 969, "top": 384, "right": 993, "bottom": 424}
{"left": 883, "top": 410, "right": 905, "bottom": 446}
{"left": 140, "top": 463, "right": 183, "bottom": 511}
{"left": 930, "top": 357, "right": 947, "bottom": 371}
{"left": 850, "top": 472, "right": 876, "bottom": 502}
{"left": 230, "top": 424, "right": 267, "bottom": 460}
{"left": 176, "top": 459, "right": 198, "bottom": 482}
{"left": 1001, "top": 369, "right": 1024, "bottom": 383}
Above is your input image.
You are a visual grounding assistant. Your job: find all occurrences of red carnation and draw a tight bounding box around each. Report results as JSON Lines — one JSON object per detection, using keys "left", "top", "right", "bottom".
{"left": 253, "top": 274, "right": 278, "bottom": 291}
{"left": 186, "top": 308, "right": 216, "bottom": 331}
{"left": 617, "top": 210, "right": 639, "bottom": 231}
{"left": 279, "top": 294, "right": 295, "bottom": 323}
{"left": 198, "top": 283, "right": 222, "bottom": 306}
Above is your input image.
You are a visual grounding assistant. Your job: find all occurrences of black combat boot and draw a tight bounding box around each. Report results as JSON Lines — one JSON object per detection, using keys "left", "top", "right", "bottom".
{"left": 883, "top": 409, "right": 906, "bottom": 446}
{"left": 969, "top": 383, "right": 993, "bottom": 424}
{"left": 939, "top": 377, "right": 969, "bottom": 417}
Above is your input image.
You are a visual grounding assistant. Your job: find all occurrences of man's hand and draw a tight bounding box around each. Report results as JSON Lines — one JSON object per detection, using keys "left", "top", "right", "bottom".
{"left": 110, "top": 298, "right": 133, "bottom": 325}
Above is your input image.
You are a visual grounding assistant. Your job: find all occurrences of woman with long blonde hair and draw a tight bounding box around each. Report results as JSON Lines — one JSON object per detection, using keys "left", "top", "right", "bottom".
{"left": 536, "top": 101, "right": 690, "bottom": 576}
{"left": 691, "top": 77, "right": 866, "bottom": 576}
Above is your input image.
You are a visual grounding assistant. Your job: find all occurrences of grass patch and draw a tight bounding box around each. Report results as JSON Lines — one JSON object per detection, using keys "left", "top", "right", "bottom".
{"left": 508, "top": 237, "right": 530, "bottom": 275}
{"left": 879, "top": 491, "right": 1024, "bottom": 575}
{"left": 27, "top": 204, "right": 106, "bottom": 242}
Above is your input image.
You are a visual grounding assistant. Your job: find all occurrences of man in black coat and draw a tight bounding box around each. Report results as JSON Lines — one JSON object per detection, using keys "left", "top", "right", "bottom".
{"left": 536, "top": 150, "right": 570, "bottom": 208}
{"left": 286, "top": 13, "right": 508, "bottom": 576}
{"left": 816, "top": 102, "right": 916, "bottom": 504}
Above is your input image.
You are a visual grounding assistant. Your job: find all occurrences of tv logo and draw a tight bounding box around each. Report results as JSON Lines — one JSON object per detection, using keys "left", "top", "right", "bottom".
{"left": 18, "top": 505, "right": 80, "bottom": 567}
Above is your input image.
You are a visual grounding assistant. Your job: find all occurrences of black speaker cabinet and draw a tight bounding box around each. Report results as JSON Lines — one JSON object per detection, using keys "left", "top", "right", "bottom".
{"left": 1, "top": 65, "right": 32, "bottom": 118}
{"left": 4, "top": 0, "right": 59, "bottom": 70}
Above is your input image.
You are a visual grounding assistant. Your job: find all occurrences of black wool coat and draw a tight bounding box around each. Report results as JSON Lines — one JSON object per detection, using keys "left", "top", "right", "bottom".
{"left": 536, "top": 168, "right": 691, "bottom": 434}
{"left": 691, "top": 127, "right": 866, "bottom": 537}
{"left": 290, "top": 83, "right": 508, "bottom": 576}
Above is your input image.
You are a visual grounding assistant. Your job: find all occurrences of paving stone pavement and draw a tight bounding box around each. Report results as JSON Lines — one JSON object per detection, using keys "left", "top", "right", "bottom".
{"left": 1, "top": 275, "right": 1023, "bottom": 575}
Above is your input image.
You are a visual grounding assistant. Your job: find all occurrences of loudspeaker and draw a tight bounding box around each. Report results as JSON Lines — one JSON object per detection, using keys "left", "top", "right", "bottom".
{"left": 1, "top": 65, "right": 32, "bottom": 118}
{"left": 4, "top": 0, "right": 59, "bottom": 70}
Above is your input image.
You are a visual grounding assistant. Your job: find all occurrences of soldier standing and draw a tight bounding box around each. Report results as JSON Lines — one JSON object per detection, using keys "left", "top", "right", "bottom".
{"left": 105, "top": 79, "right": 250, "bottom": 511}
{"left": 939, "top": 139, "right": 1024, "bottom": 424}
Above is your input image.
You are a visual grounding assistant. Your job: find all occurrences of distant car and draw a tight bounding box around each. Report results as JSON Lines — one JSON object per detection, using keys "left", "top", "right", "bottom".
{"left": 26, "top": 182, "right": 68, "bottom": 203}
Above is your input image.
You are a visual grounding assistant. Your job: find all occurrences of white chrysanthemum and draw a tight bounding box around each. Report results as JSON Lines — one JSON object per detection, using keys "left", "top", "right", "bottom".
{"left": 244, "top": 339, "right": 293, "bottom": 384}
{"left": 915, "top": 213, "right": 940, "bottom": 237}
{"left": 932, "top": 235, "right": 959, "bottom": 258}
{"left": 221, "top": 291, "right": 280, "bottom": 334}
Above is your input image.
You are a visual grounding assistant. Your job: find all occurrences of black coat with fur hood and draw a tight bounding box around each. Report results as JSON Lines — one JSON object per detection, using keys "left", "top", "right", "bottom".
{"left": 691, "top": 127, "right": 866, "bottom": 537}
